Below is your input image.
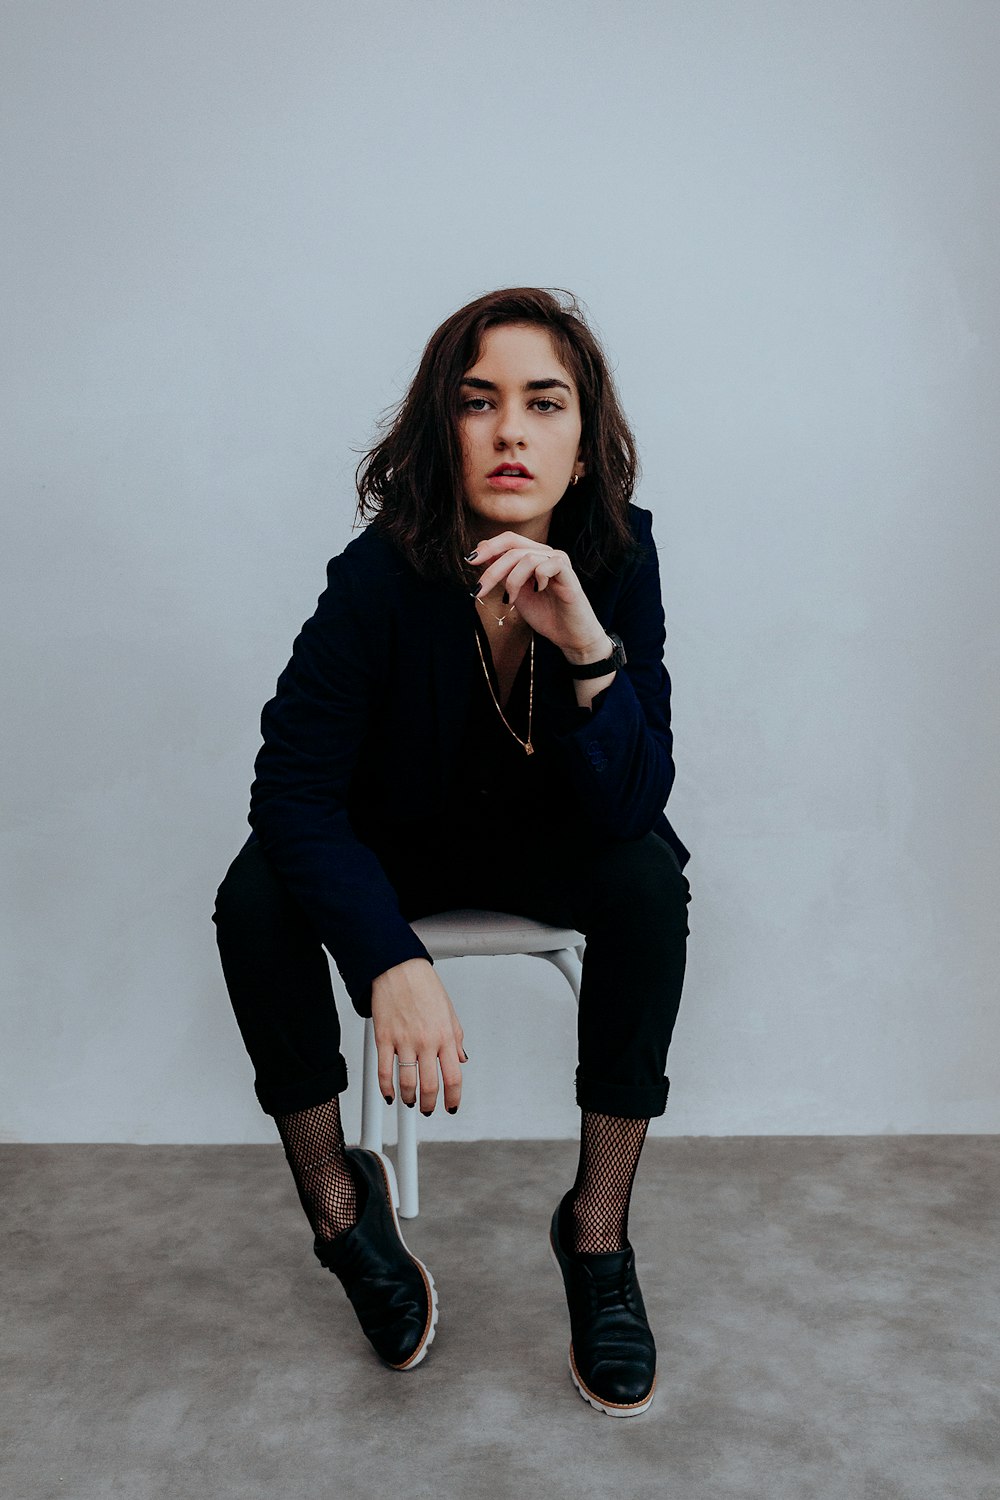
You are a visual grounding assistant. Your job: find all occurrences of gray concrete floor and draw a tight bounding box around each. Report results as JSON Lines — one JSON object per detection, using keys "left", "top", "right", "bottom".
{"left": 3, "top": 1138, "right": 998, "bottom": 1500}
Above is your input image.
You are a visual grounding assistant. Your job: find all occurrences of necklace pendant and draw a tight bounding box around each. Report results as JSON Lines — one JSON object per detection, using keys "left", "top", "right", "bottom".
{"left": 525, "top": 740, "right": 534, "bottom": 755}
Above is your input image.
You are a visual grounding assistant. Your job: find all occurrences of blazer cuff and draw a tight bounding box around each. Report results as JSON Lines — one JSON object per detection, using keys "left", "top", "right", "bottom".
{"left": 545, "top": 673, "right": 621, "bottom": 737}
{"left": 340, "top": 925, "right": 435, "bottom": 1021}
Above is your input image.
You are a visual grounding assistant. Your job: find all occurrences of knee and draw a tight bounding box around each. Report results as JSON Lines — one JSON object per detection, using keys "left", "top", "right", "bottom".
{"left": 592, "top": 833, "right": 691, "bottom": 928}
{"left": 212, "top": 837, "right": 286, "bottom": 935}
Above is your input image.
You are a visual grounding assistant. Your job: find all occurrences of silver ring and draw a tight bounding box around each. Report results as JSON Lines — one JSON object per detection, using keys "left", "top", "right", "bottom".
{"left": 397, "top": 1060, "right": 418, "bottom": 1068}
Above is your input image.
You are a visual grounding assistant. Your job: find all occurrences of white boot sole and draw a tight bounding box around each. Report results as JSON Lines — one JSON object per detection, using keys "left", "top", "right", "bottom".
{"left": 369, "top": 1149, "right": 438, "bottom": 1370}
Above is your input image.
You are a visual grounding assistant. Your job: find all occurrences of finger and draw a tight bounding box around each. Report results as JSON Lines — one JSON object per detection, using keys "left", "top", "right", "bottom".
{"left": 533, "top": 551, "right": 577, "bottom": 596}
{"left": 453, "top": 1022, "right": 468, "bottom": 1064}
{"left": 376, "top": 1032, "right": 396, "bottom": 1104}
{"left": 533, "top": 560, "right": 551, "bottom": 592}
{"left": 470, "top": 555, "right": 515, "bottom": 600}
{"left": 441, "top": 1047, "right": 463, "bottom": 1114}
{"left": 471, "top": 543, "right": 547, "bottom": 601}
{"left": 397, "top": 1054, "right": 419, "bottom": 1108}
{"left": 418, "top": 1052, "right": 440, "bottom": 1116}
{"left": 476, "top": 530, "right": 521, "bottom": 553}
{"left": 464, "top": 535, "right": 509, "bottom": 565}
{"left": 503, "top": 554, "right": 548, "bottom": 608}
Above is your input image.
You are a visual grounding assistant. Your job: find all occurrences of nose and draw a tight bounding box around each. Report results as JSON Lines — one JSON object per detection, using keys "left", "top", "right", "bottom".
{"left": 493, "top": 400, "right": 526, "bottom": 450}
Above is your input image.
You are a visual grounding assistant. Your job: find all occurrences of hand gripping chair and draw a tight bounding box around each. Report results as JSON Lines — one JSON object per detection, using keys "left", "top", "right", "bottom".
{"left": 358, "top": 909, "right": 586, "bottom": 1218}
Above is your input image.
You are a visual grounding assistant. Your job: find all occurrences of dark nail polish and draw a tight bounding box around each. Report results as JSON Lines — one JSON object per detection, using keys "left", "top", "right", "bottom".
{"left": 447, "top": 1106, "right": 458, "bottom": 1114}
{"left": 383, "top": 1094, "right": 393, "bottom": 1105}
{"left": 469, "top": 582, "right": 481, "bottom": 596}
{"left": 405, "top": 1100, "right": 415, "bottom": 1108}
{"left": 421, "top": 1109, "right": 432, "bottom": 1117}
{"left": 533, "top": 580, "right": 538, "bottom": 591}
{"left": 502, "top": 590, "right": 509, "bottom": 605}
{"left": 465, "top": 550, "right": 478, "bottom": 562}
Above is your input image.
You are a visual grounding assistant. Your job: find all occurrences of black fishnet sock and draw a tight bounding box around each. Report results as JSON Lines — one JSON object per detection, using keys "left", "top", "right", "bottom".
{"left": 564, "top": 1110, "right": 651, "bottom": 1255}
{"left": 273, "top": 1094, "right": 360, "bottom": 1245}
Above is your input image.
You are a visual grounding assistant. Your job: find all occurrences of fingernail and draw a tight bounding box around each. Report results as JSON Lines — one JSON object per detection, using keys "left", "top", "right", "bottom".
{"left": 469, "top": 582, "right": 481, "bottom": 596}
{"left": 405, "top": 1100, "right": 415, "bottom": 1108}
{"left": 447, "top": 1106, "right": 458, "bottom": 1114}
{"left": 502, "top": 589, "right": 509, "bottom": 605}
{"left": 464, "top": 549, "right": 478, "bottom": 562}
{"left": 383, "top": 1094, "right": 393, "bottom": 1105}
{"left": 533, "top": 580, "right": 538, "bottom": 591}
{"left": 421, "top": 1109, "right": 432, "bottom": 1117}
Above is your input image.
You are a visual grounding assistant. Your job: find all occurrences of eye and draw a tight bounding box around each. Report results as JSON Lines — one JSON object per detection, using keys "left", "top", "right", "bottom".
{"left": 460, "top": 397, "right": 565, "bottom": 413}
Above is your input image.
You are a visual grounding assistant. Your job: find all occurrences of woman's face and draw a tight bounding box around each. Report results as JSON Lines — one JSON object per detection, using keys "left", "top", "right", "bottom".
{"left": 457, "top": 322, "right": 585, "bottom": 547}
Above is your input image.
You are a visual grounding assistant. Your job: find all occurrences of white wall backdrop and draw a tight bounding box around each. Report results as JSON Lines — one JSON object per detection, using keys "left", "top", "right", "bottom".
{"left": 2, "top": 0, "right": 997, "bottom": 1142}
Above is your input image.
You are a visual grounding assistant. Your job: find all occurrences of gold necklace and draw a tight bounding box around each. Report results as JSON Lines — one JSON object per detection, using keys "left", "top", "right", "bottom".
{"left": 475, "top": 593, "right": 517, "bottom": 627}
{"left": 473, "top": 609, "right": 535, "bottom": 756}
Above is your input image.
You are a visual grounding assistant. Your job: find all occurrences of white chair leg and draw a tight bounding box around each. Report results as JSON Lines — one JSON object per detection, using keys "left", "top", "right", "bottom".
{"left": 360, "top": 1017, "right": 384, "bottom": 1154}
{"left": 362, "top": 1016, "right": 417, "bottom": 1215}
{"left": 538, "top": 946, "right": 584, "bottom": 1004}
{"left": 396, "top": 1092, "right": 419, "bottom": 1219}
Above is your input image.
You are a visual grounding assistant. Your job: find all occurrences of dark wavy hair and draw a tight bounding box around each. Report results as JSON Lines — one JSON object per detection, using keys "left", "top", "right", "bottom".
{"left": 353, "top": 286, "right": 644, "bottom": 588}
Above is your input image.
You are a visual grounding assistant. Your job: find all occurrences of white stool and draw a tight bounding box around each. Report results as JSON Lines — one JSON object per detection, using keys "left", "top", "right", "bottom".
{"left": 358, "top": 909, "right": 586, "bottom": 1218}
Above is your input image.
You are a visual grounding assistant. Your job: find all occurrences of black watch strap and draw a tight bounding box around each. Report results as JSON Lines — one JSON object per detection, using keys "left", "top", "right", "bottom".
{"left": 568, "top": 630, "right": 627, "bottom": 679}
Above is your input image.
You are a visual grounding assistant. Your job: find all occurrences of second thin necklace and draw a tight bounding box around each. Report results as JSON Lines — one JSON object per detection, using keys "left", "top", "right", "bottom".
{"left": 474, "top": 595, "right": 535, "bottom": 755}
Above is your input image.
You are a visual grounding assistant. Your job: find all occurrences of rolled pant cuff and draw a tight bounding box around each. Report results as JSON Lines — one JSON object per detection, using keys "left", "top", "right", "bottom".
{"left": 254, "top": 1058, "right": 350, "bottom": 1117}
{"left": 575, "top": 1070, "right": 670, "bottom": 1120}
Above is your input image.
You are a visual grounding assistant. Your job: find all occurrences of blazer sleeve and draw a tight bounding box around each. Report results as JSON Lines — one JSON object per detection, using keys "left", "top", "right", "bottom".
{"left": 247, "top": 552, "right": 434, "bottom": 1018}
{"left": 545, "top": 507, "right": 679, "bottom": 841}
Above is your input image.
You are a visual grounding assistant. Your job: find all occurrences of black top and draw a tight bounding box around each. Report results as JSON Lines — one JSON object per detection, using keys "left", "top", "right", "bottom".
{"left": 372, "top": 611, "right": 560, "bottom": 870}
{"left": 445, "top": 613, "right": 553, "bottom": 830}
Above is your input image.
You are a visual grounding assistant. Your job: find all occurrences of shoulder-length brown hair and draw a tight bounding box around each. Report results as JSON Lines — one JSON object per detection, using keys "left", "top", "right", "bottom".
{"left": 353, "top": 287, "right": 644, "bottom": 588}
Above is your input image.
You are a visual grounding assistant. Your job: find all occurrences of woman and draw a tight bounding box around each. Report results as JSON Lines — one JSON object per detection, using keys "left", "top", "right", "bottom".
{"left": 212, "top": 286, "right": 692, "bottom": 1417}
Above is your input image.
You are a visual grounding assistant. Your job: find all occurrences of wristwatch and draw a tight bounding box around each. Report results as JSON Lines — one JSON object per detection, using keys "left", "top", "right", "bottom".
{"left": 567, "top": 630, "right": 627, "bottom": 679}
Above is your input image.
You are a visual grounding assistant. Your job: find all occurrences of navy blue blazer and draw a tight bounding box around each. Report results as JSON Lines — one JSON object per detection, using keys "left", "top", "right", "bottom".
{"left": 246, "top": 501, "right": 690, "bottom": 1016}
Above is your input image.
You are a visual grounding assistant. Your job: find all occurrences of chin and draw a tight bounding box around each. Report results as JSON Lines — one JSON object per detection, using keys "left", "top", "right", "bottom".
{"left": 465, "top": 494, "right": 555, "bottom": 537}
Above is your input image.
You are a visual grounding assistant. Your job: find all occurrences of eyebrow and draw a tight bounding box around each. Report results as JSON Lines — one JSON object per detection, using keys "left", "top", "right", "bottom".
{"left": 460, "top": 376, "right": 573, "bottom": 395}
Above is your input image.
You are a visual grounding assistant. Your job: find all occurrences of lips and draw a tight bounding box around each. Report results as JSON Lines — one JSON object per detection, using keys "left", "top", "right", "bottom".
{"left": 488, "top": 463, "right": 534, "bottom": 478}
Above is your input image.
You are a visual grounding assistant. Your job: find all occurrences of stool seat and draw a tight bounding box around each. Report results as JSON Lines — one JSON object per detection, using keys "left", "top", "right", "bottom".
{"left": 410, "top": 907, "right": 586, "bottom": 959}
{"left": 357, "top": 909, "right": 586, "bottom": 1218}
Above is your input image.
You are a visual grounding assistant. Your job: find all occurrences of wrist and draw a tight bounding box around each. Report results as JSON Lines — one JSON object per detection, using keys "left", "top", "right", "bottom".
{"left": 562, "top": 632, "right": 613, "bottom": 667}
{"left": 373, "top": 956, "right": 431, "bottom": 989}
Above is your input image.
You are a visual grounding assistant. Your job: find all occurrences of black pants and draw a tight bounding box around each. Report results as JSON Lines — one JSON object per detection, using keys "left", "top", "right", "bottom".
{"left": 212, "top": 822, "right": 691, "bottom": 1122}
